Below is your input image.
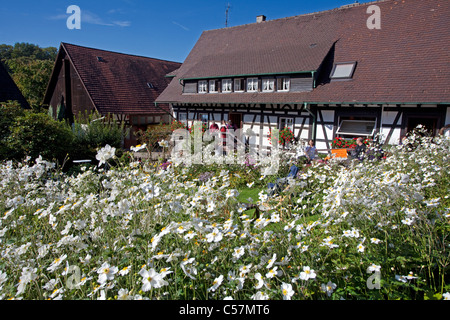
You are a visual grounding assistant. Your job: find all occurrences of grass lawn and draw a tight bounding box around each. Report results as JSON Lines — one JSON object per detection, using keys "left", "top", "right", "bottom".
{"left": 238, "top": 186, "right": 321, "bottom": 224}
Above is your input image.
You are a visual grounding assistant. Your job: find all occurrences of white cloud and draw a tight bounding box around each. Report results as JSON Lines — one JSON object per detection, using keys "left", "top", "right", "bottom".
{"left": 113, "top": 21, "right": 131, "bottom": 27}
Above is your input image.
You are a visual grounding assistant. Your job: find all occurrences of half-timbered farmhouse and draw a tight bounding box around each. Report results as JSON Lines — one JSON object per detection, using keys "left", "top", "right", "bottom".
{"left": 156, "top": 0, "right": 450, "bottom": 153}
{"left": 43, "top": 43, "right": 181, "bottom": 148}
{"left": 0, "top": 61, "right": 29, "bottom": 109}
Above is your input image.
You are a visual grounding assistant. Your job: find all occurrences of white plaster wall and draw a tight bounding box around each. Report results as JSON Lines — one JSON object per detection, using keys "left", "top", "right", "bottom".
{"left": 381, "top": 127, "right": 401, "bottom": 145}
{"left": 381, "top": 111, "right": 402, "bottom": 145}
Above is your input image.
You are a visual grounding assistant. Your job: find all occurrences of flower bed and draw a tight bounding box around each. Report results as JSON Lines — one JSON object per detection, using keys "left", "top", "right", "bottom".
{"left": 0, "top": 132, "right": 448, "bottom": 300}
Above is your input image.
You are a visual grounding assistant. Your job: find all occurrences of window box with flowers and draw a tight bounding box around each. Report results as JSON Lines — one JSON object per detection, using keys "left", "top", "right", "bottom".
{"left": 331, "top": 137, "right": 372, "bottom": 149}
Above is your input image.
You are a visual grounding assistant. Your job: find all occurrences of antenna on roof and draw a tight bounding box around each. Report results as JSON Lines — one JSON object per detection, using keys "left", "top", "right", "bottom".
{"left": 225, "top": 3, "right": 231, "bottom": 27}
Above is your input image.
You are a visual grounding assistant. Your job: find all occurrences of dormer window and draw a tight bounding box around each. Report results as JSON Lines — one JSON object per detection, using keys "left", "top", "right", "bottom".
{"left": 247, "top": 78, "right": 259, "bottom": 92}
{"left": 277, "top": 77, "right": 290, "bottom": 92}
{"left": 209, "top": 80, "right": 219, "bottom": 93}
{"left": 234, "top": 79, "right": 244, "bottom": 92}
{"left": 222, "top": 79, "right": 232, "bottom": 93}
{"left": 262, "top": 79, "right": 275, "bottom": 92}
{"left": 198, "top": 80, "right": 208, "bottom": 94}
{"left": 330, "top": 62, "right": 357, "bottom": 80}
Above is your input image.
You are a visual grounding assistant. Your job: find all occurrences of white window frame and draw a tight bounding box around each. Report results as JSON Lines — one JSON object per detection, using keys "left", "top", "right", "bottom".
{"left": 262, "top": 79, "right": 275, "bottom": 92}
{"left": 277, "top": 77, "right": 290, "bottom": 92}
{"left": 279, "top": 117, "right": 294, "bottom": 131}
{"left": 247, "top": 78, "right": 259, "bottom": 92}
{"left": 178, "top": 112, "right": 188, "bottom": 126}
{"left": 198, "top": 80, "right": 208, "bottom": 94}
{"left": 336, "top": 119, "right": 376, "bottom": 137}
{"left": 234, "top": 78, "right": 244, "bottom": 92}
{"left": 199, "top": 113, "right": 209, "bottom": 127}
{"left": 209, "top": 80, "right": 218, "bottom": 93}
{"left": 222, "top": 79, "right": 232, "bottom": 93}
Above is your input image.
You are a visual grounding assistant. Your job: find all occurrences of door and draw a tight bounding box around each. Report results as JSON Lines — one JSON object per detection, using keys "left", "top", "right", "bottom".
{"left": 229, "top": 113, "right": 242, "bottom": 129}
{"left": 406, "top": 116, "right": 438, "bottom": 136}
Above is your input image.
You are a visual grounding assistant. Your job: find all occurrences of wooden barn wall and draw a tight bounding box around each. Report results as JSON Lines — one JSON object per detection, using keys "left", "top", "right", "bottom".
{"left": 48, "top": 59, "right": 95, "bottom": 120}
{"left": 70, "top": 62, "right": 95, "bottom": 119}
{"left": 48, "top": 63, "right": 65, "bottom": 116}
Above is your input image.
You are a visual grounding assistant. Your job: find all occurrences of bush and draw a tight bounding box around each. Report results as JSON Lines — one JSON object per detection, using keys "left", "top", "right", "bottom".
{"left": 7, "top": 112, "right": 73, "bottom": 163}
{"left": 71, "top": 113, "right": 127, "bottom": 162}
{"left": 0, "top": 101, "right": 25, "bottom": 160}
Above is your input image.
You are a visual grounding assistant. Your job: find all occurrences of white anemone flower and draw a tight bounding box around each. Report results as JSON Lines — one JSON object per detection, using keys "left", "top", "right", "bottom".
{"left": 208, "top": 274, "right": 224, "bottom": 292}
{"left": 139, "top": 268, "right": 164, "bottom": 291}
{"left": 131, "top": 144, "right": 147, "bottom": 152}
{"left": 96, "top": 144, "right": 116, "bottom": 167}
{"left": 299, "top": 266, "right": 316, "bottom": 281}
{"left": 47, "top": 254, "right": 67, "bottom": 272}
{"left": 254, "top": 273, "right": 265, "bottom": 289}
{"left": 16, "top": 267, "right": 38, "bottom": 296}
{"left": 206, "top": 228, "right": 223, "bottom": 243}
{"left": 321, "top": 281, "right": 337, "bottom": 297}
{"left": 97, "top": 262, "right": 118, "bottom": 284}
{"left": 281, "top": 282, "right": 295, "bottom": 300}
{"left": 251, "top": 291, "right": 269, "bottom": 300}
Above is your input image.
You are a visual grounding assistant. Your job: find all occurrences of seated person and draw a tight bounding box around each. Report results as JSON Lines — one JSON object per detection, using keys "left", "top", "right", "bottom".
{"left": 304, "top": 140, "right": 317, "bottom": 163}
{"left": 351, "top": 137, "right": 367, "bottom": 161}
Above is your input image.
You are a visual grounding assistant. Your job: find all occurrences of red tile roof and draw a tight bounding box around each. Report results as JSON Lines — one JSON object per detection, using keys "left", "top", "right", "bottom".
{"left": 157, "top": 0, "right": 450, "bottom": 105}
{"left": 0, "top": 62, "right": 30, "bottom": 108}
{"left": 50, "top": 43, "right": 181, "bottom": 115}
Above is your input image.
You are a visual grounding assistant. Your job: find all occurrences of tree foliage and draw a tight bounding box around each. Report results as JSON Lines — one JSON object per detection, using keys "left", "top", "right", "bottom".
{"left": 0, "top": 101, "right": 25, "bottom": 159}
{"left": 0, "top": 42, "right": 57, "bottom": 109}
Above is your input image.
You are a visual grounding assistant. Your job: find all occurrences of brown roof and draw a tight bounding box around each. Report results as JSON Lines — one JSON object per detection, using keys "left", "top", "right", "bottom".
{"left": 157, "top": 0, "right": 450, "bottom": 105}
{"left": 0, "top": 62, "right": 30, "bottom": 108}
{"left": 45, "top": 43, "right": 181, "bottom": 115}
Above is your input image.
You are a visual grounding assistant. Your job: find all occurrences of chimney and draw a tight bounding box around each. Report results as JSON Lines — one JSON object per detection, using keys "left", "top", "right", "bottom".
{"left": 256, "top": 15, "right": 266, "bottom": 23}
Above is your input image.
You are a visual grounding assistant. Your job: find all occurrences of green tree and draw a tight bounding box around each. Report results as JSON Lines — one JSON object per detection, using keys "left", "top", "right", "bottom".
{"left": 1, "top": 42, "right": 57, "bottom": 109}
{"left": 6, "top": 58, "right": 54, "bottom": 108}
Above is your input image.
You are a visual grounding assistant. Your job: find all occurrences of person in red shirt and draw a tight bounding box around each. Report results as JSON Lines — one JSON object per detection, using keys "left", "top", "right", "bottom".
{"left": 209, "top": 121, "right": 219, "bottom": 132}
{"left": 220, "top": 120, "right": 228, "bottom": 155}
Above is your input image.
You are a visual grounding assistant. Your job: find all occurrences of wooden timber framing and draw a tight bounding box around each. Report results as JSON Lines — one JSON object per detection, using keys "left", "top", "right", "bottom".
{"left": 172, "top": 102, "right": 450, "bottom": 154}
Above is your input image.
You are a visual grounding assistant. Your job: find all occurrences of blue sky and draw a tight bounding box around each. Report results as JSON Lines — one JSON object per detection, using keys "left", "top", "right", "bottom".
{"left": 0, "top": 0, "right": 369, "bottom": 62}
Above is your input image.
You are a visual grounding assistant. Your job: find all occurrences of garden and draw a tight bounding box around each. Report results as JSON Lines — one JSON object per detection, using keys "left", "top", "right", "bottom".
{"left": 0, "top": 120, "right": 448, "bottom": 300}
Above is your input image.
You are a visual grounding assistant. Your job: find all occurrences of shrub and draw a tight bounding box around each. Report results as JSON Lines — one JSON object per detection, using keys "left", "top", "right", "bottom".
{"left": 0, "top": 101, "right": 25, "bottom": 160}
{"left": 71, "top": 113, "right": 127, "bottom": 162}
{"left": 7, "top": 112, "right": 73, "bottom": 163}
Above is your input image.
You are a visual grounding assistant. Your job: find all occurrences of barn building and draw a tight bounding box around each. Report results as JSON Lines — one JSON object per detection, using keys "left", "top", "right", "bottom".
{"left": 43, "top": 43, "right": 181, "bottom": 148}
